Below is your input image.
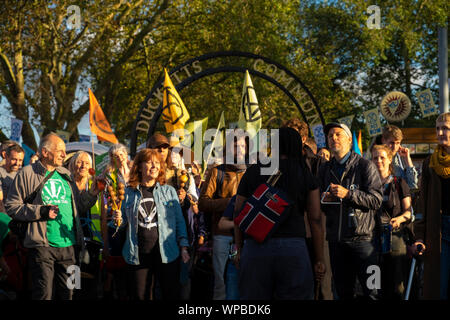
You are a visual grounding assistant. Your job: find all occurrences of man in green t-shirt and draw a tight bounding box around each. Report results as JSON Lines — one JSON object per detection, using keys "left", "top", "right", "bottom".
{"left": 5, "top": 134, "right": 102, "bottom": 300}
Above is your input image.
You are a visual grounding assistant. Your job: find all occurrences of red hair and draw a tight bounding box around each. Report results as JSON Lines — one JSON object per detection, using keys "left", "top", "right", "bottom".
{"left": 128, "top": 149, "right": 166, "bottom": 188}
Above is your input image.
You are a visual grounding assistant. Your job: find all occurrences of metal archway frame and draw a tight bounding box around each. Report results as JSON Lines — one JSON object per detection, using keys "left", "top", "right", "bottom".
{"left": 130, "top": 51, "right": 325, "bottom": 156}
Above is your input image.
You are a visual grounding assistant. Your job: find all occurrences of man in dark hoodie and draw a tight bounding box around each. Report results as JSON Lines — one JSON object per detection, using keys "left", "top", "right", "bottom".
{"left": 319, "top": 123, "right": 383, "bottom": 300}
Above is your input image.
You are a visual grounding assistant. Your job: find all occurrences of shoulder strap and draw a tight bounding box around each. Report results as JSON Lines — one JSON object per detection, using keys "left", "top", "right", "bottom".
{"left": 24, "top": 170, "right": 56, "bottom": 204}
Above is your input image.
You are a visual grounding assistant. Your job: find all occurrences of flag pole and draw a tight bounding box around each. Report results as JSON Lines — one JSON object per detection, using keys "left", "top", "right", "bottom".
{"left": 91, "top": 133, "right": 95, "bottom": 171}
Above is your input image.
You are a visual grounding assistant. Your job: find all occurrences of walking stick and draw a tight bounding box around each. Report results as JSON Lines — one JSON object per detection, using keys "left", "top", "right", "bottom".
{"left": 404, "top": 244, "right": 423, "bottom": 300}
{"left": 314, "top": 280, "right": 321, "bottom": 300}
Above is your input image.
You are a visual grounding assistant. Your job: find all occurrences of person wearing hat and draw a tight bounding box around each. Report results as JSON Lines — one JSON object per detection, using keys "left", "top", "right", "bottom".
{"left": 318, "top": 122, "right": 383, "bottom": 299}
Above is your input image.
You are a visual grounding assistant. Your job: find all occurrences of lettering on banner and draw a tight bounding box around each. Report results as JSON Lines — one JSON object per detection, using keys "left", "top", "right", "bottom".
{"left": 416, "top": 89, "right": 437, "bottom": 117}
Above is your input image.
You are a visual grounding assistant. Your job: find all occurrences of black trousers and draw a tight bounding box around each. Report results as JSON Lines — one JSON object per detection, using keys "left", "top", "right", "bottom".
{"left": 328, "top": 240, "right": 379, "bottom": 300}
{"left": 128, "top": 244, "right": 181, "bottom": 300}
{"left": 28, "top": 246, "right": 76, "bottom": 300}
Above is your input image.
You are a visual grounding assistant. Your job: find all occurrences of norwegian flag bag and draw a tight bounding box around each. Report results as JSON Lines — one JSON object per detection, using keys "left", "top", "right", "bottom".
{"left": 234, "top": 170, "right": 292, "bottom": 243}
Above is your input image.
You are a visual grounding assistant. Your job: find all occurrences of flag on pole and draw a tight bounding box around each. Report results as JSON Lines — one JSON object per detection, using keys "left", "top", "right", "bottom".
{"left": 357, "top": 130, "right": 363, "bottom": 156}
{"left": 184, "top": 117, "right": 208, "bottom": 147}
{"left": 203, "top": 112, "right": 225, "bottom": 174}
{"left": 161, "top": 68, "right": 190, "bottom": 136}
{"left": 352, "top": 131, "right": 362, "bottom": 155}
{"left": 238, "top": 70, "right": 261, "bottom": 137}
{"left": 184, "top": 117, "right": 208, "bottom": 164}
{"left": 89, "top": 88, "right": 118, "bottom": 144}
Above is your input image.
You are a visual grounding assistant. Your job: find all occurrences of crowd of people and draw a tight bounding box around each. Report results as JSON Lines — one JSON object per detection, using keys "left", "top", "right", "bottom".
{"left": 0, "top": 111, "right": 449, "bottom": 301}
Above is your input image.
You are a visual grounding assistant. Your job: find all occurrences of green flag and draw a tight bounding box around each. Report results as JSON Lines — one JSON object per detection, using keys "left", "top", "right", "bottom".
{"left": 203, "top": 112, "right": 225, "bottom": 175}
{"left": 183, "top": 117, "right": 208, "bottom": 164}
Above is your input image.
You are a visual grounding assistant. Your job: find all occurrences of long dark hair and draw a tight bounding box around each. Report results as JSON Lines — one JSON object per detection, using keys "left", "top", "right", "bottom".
{"left": 277, "top": 127, "right": 309, "bottom": 201}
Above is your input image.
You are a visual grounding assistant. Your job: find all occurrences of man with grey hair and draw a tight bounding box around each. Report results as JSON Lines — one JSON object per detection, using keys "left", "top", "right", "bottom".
{"left": 319, "top": 123, "right": 383, "bottom": 300}
{"left": 5, "top": 133, "right": 102, "bottom": 300}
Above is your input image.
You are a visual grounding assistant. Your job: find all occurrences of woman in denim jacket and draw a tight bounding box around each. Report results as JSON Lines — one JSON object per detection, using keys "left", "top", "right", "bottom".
{"left": 113, "top": 148, "right": 190, "bottom": 300}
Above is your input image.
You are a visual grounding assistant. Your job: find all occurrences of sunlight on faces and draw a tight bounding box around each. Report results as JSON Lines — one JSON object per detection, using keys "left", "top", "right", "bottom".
{"left": 436, "top": 120, "right": 450, "bottom": 150}
{"left": 381, "top": 137, "right": 401, "bottom": 155}
{"left": 327, "top": 127, "right": 352, "bottom": 156}
{"left": 112, "top": 149, "right": 128, "bottom": 168}
{"left": 317, "top": 148, "right": 330, "bottom": 161}
{"left": 74, "top": 153, "right": 92, "bottom": 179}
{"left": 140, "top": 157, "right": 161, "bottom": 183}
{"left": 153, "top": 145, "right": 169, "bottom": 163}
{"left": 6, "top": 150, "right": 24, "bottom": 172}
{"left": 371, "top": 149, "right": 392, "bottom": 177}
{"left": 234, "top": 136, "right": 247, "bottom": 163}
{"left": 42, "top": 137, "right": 66, "bottom": 167}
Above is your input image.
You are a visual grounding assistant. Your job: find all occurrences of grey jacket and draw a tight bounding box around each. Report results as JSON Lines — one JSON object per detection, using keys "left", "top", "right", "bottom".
{"left": 5, "top": 160, "right": 97, "bottom": 250}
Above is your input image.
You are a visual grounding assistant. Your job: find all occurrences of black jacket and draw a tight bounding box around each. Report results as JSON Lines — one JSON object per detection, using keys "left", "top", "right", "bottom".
{"left": 319, "top": 151, "right": 383, "bottom": 242}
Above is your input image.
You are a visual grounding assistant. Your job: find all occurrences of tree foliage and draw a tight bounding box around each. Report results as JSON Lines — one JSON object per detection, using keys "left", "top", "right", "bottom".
{"left": 0, "top": 0, "right": 447, "bottom": 150}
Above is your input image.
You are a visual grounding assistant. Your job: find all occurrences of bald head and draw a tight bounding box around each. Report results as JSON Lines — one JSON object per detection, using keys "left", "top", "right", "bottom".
{"left": 39, "top": 134, "right": 66, "bottom": 169}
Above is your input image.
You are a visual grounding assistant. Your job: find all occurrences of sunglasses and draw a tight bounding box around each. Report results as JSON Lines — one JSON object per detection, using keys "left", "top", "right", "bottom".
{"left": 156, "top": 145, "right": 169, "bottom": 151}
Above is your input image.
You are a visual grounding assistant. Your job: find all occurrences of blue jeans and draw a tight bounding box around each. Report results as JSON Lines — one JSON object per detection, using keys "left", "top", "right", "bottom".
{"left": 239, "top": 237, "right": 313, "bottom": 300}
{"left": 225, "top": 260, "right": 240, "bottom": 300}
{"left": 329, "top": 240, "right": 379, "bottom": 300}
{"left": 212, "top": 235, "right": 233, "bottom": 300}
{"left": 441, "top": 216, "right": 450, "bottom": 300}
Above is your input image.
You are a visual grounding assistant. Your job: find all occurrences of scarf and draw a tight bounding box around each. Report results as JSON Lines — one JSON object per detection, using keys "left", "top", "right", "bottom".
{"left": 429, "top": 145, "right": 450, "bottom": 179}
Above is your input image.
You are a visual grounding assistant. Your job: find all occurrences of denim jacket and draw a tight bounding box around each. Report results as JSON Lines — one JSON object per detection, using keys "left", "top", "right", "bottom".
{"left": 121, "top": 183, "right": 189, "bottom": 265}
{"left": 393, "top": 153, "right": 418, "bottom": 190}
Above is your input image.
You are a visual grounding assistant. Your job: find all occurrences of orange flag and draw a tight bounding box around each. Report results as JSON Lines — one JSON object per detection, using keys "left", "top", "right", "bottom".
{"left": 357, "top": 130, "right": 363, "bottom": 156}
{"left": 89, "top": 88, "right": 118, "bottom": 144}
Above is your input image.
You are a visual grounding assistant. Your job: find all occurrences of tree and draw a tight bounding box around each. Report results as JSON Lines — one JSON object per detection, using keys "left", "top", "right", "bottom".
{"left": 0, "top": 0, "right": 169, "bottom": 149}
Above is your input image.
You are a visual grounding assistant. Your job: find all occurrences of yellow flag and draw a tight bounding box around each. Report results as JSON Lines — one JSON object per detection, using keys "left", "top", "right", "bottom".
{"left": 161, "top": 68, "right": 190, "bottom": 135}
{"left": 238, "top": 70, "right": 261, "bottom": 137}
{"left": 89, "top": 88, "right": 118, "bottom": 144}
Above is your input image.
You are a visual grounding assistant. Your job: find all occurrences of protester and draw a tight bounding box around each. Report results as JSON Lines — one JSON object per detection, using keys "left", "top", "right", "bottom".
{"left": 101, "top": 143, "right": 131, "bottom": 300}
{"left": 282, "top": 118, "right": 332, "bottom": 300}
{"left": 414, "top": 112, "right": 450, "bottom": 300}
{"left": 148, "top": 133, "right": 199, "bottom": 299}
{"left": 68, "top": 151, "right": 103, "bottom": 299}
{"left": 0, "top": 140, "right": 18, "bottom": 165}
{"left": 233, "top": 127, "right": 325, "bottom": 299}
{"left": 305, "top": 137, "right": 318, "bottom": 155}
{"left": 381, "top": 125, "right": 418, "bottom": 190}
{"left": 317, "top": 148, "right": 331, "bottom": 162}
{"left": 5, "top": 133, "right": 101, "bottom": 300}
{"left": 112, "top": 148, "right": 190, "bottom": 300}
{"left": 199, "top": 132, "right": 247, "bottom": 300}
{"left": 319, "top": 122, "right": 383, "bottom": 300}
{"left": 0, "top": 144, "right": 25, "bottom": 212}
{"left": 371, "top": 144, "right": 413, "bottom": 299}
